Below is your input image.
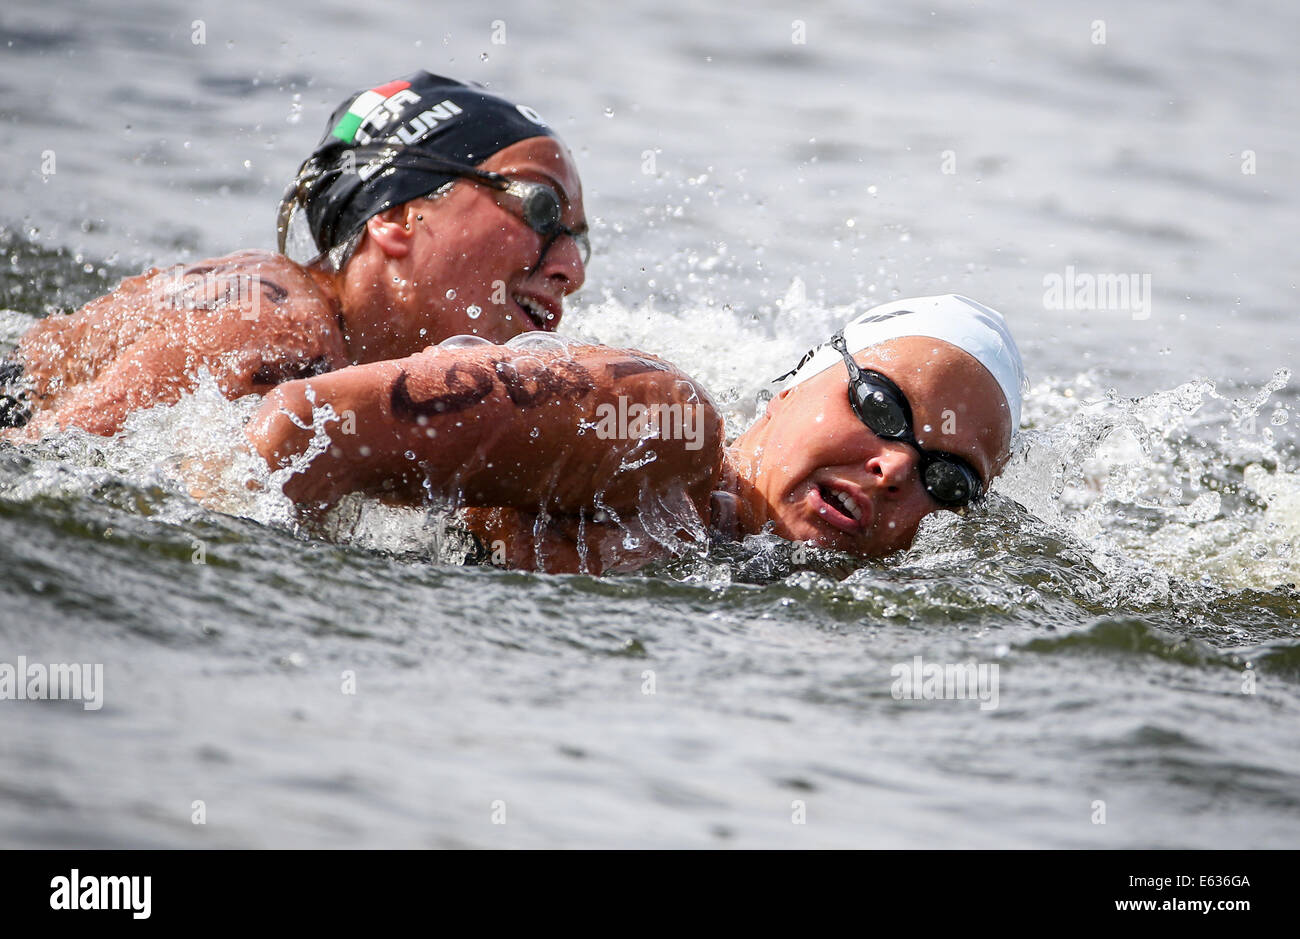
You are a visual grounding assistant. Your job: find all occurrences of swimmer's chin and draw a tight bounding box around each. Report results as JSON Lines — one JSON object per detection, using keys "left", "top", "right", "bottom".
{"left": 771, "top": 513, "right": 897, "bottom": 558}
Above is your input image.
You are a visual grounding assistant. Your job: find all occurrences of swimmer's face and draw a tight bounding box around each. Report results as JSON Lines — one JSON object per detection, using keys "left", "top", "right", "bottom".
{"left": 748, "top": 337, "right": 1012, "bottom": 556}
{"left": 351, "top": 136, "right": 587, "bottom": 353}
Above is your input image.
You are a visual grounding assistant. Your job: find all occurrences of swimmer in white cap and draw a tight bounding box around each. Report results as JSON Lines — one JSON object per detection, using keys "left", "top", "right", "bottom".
{"left": 246, "top": 294, "right": 1025, "bottom": 571}
{"left": 725, "top": 293, "right": 1026, "bottom": 554}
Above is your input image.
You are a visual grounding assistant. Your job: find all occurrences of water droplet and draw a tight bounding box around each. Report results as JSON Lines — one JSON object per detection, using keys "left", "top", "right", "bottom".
{"left": 603, "top": 107, "right": 614, "bottom": 118}
{"left": 466, "top": 304, "right": 482, "bottom": 319}
{"left": 480, "top": 52, "right": 489, "bottom": 61}
{"left": 529, "top": 427, "right": 540, "bottom": 438}
{"left": 922, "top": 424, "right": 932, "bottom": 433}
{"left": 1271, "top": 408, "right": 1289, "bottom": 425}
{"left": 418, "top": 328, "right": 427, "bottom": 337}
{"left": 404, "top": 450, "right": 416, "bottom": 460}
{"left": 1252, "top": 544, "right": 1269, "bottom": 560}
{"left": 445, "top": 289, "right": 456, "bottom": 299}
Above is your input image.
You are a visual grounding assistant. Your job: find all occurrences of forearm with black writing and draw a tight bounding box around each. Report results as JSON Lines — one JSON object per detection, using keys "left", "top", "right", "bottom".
{"left": 246, "top": 344, "right": 723, "bottom": 514}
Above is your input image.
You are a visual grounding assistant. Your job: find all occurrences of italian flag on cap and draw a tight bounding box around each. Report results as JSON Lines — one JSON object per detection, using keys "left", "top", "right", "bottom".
{"left": 331, "top": 80, "right": 412, "bottom": 143}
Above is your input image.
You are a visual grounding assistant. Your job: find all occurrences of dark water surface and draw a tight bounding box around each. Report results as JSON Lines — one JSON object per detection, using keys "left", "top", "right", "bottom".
{"left": 1, "top": 0, "right": 1298, "bottom": 847}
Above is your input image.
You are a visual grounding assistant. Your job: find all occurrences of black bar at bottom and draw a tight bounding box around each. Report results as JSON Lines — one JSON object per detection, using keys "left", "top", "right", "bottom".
{"left": 1, "top": 849, "right": 1284, "bottom": 926}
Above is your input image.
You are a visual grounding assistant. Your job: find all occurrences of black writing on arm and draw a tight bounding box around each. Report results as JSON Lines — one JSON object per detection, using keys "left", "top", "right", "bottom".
{"left": 494, "top": 359, "right": 595, "bottom": 408}
{"left": 252, "top": 355, "right": 335, "bottom": 386}
{"left": 606, "top": 356, "right": 671, "bottom": 381}
{"left": 390, "top": 362, "right": 496, "bottom": 419}
{"left": 390, "top": 357, "right": 597, "bottom": 421}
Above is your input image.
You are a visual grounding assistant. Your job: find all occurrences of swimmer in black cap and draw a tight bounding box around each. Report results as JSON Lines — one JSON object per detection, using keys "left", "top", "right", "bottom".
{"left": 2, "top": 72, "right": 588, "bottom": 439}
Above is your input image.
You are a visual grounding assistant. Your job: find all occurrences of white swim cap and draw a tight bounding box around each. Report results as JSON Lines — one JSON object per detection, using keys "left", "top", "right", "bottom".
{"left": 778, "top": 294, "right": 1027, "bottom": 435}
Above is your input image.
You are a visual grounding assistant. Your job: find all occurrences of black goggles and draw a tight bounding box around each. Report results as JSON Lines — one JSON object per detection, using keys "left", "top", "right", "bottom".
{"left": 278, "top": 144, "right": 590, "bottom": 265}
{"left": 829, "top": 332, "right": 984, "bottom": 508}
{"left": 486, "top": 177, "right": 591, "bottom": 266}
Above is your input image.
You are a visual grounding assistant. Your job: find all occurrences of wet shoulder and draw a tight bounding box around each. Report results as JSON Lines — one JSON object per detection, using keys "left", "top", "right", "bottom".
{"left": 47, "top": 249, "right": 339, "bottom": 333}
{"left": 153, "top": 250, "right": 346, "bottom": 350}
{"left": 162, "top": 249, "right": 335, "bottom": 319}
{"left": 193, "top": 251, "right": 351, "bottom": 383}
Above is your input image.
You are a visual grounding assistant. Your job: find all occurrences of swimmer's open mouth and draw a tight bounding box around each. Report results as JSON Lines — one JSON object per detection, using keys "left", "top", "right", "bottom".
{"left": 813, "top": 480, "right": 870, "bottom": 534}
{"left": 513, "top": 293, "right": 561, "bottom": 332}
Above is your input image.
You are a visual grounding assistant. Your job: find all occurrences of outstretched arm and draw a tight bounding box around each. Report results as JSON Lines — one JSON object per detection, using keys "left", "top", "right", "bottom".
{"left": 246, "top": 342, "right": 724, "bottom": 516}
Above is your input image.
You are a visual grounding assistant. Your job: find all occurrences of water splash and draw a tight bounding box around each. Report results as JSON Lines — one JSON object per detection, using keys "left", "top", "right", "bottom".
{"left": 2, "top": 288, "right": 1294, "bottom": 615}
{"left": 999, "top": 368, "right": 1296, "bottom": 594}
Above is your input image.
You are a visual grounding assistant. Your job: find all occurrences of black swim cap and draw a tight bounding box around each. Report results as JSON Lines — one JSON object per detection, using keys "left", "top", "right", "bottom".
{"left": 277, "top": 71, "right": 558, "bottom": 260}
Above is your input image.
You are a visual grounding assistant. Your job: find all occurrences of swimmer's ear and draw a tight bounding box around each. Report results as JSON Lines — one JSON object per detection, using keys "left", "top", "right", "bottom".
{"left": 365, "top": 205, "right": 415, "bottom": 259}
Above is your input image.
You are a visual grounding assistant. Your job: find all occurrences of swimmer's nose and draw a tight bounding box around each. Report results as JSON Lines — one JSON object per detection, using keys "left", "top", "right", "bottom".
{"left": 865, "top": 444, "right": 920, "bottom": 495}
{"left": 538, "top": 233, "right": 586, "bottom": 295}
